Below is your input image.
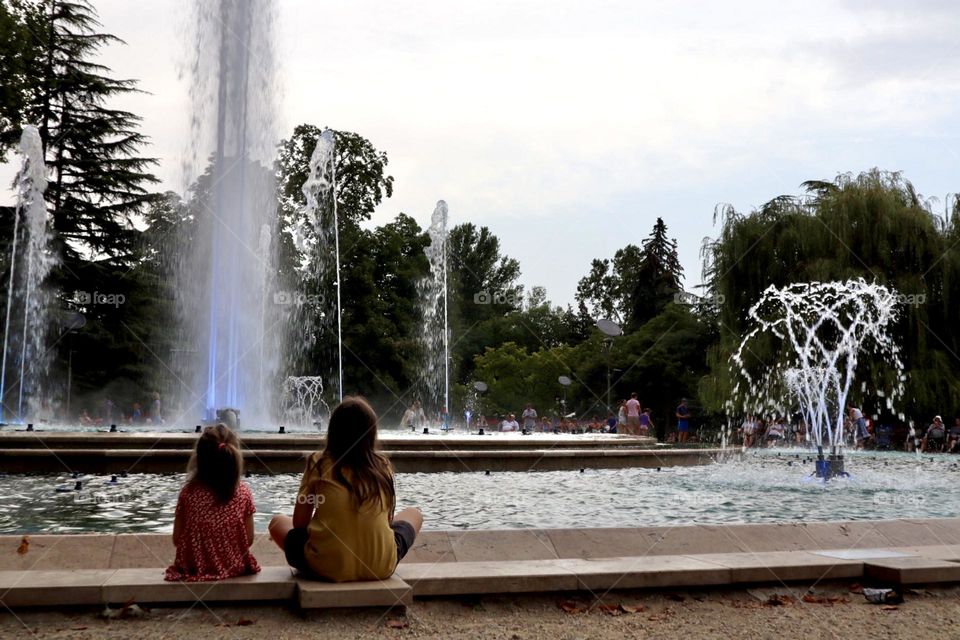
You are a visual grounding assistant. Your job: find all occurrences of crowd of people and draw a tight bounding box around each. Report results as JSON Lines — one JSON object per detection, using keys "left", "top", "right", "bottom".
{"left": 737, "top": 405, "right": 960, "bottom": 453}
{"left": 472, "top": 394, "right": 695, "bottom": 440}
{"left": 27, "top": 393, "right": 165, "bottom": 427}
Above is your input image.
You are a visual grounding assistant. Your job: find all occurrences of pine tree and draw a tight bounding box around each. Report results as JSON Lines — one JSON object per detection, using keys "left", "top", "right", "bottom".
{"left": 20, "top": 0, "right": 159, "bottom": 267}
{"left": 627, "top": 217, "right": 684, "bottom": 329}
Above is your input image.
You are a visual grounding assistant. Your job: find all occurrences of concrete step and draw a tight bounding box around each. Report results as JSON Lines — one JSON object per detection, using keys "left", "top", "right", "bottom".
{"left": 297, "top": 575, "right": 412, "bottom": 609}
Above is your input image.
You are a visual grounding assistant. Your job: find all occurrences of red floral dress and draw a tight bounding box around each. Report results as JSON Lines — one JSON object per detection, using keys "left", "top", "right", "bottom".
{"left": 164, "top": 481, "right": 261, "bottom": 582}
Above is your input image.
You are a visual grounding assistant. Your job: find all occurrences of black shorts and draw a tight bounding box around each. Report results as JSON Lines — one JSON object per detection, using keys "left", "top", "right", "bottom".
{"left": 284, "top": 521, "right": 417, "bottom": 575}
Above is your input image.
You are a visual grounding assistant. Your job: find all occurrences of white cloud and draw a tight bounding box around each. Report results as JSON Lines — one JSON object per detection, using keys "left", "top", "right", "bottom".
{"left": 2, "top": 0, "right": 959, "bottom": 304}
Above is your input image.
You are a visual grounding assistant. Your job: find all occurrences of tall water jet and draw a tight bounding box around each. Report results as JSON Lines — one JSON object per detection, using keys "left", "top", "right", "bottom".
{"left": 294, "top": 129, "right": 342, "bottom": 403}
{"left": 0, "top": 125, "right": 56, "bottom": 424}
{"left": 177, "top": 0, "right": 280, "bottom": 425}
{"left": 418, "top": 201, "right": 450, "bottom": 418}
{"left": 729, "top": 279, "right": 904, "bottom": 478}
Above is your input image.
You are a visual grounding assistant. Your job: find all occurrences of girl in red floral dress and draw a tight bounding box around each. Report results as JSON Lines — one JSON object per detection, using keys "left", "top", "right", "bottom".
{"left": 165, "top": 424, "right": 260, "bottom": 582}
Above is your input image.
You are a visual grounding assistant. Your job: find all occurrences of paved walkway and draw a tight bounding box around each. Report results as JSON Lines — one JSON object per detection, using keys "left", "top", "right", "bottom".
{"left": 2, "top": 518, "right": 958, "bottom": 610}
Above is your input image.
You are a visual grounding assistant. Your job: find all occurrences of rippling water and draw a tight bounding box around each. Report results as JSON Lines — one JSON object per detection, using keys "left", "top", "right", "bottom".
{"left": 1, "top": 449, "right": 956, "bottom": 534}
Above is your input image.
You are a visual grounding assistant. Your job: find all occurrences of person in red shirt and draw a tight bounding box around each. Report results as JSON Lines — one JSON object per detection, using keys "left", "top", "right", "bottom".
{"left": 165, "top": 424, "right": 260, "bottom": 582}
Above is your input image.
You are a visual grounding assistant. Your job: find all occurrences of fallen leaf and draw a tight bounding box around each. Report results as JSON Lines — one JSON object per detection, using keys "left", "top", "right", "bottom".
{"left": 802, "top": 594, "right": 826, "bottom": 604}
{"left": 881, "top": 605, "right": 899, "bottom": 611}
{"left": 386, "top": 618, "right": 409, "bottom": 629}
{"left": 827, "top": 596, "right": 849, "bottom": 604}
{"left": 765, "top": 594, "right": 794, "bottom": 606}
{"left": 619, "top": 604, "right": 645, "bottom": 614}
{"left": 237, "top": 617, "right": 255, "bottom": 626}
{"left": 597, "top": 604, "right": 622, "bottom": 616}
{"left": 558, "top": 600, "right": 586, "bottom": 614}
{"left": 16, "top": 536, "right": 29, "bottom": 555}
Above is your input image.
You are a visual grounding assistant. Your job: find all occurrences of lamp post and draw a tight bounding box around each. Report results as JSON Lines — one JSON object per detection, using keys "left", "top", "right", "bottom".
{"left": 596, "top": 319, "right": 622, "bottom": 413}
{"left": 473, "top": 381, "right": 487, "bottom": 433}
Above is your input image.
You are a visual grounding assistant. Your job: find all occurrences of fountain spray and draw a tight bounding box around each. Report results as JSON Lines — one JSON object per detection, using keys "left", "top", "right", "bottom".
{"left": 729, "top": 279, "right": 904, "bottom": 480}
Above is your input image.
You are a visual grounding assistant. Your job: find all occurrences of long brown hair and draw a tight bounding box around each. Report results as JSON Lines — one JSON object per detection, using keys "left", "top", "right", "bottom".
{"left": 320, "top": 396, "right": 394, "bottom": 512}
{"left": 187, "top": 423, "right": 243, "bottom": 502}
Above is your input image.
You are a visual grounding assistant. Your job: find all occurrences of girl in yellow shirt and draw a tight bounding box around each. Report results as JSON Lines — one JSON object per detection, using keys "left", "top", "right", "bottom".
{"left": 268, "top": 396, "right": 423, "bottom": 582}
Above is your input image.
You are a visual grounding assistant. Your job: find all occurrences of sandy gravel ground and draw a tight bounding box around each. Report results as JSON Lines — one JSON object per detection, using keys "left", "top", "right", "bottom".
{"left": 1, "top": 583, "right": 957, "bottom": 639}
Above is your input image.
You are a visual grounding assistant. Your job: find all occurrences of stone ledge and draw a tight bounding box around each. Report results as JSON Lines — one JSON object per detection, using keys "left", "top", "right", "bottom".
{"left": 863, "top": 557, "right": 960, "bottom": 585}
{"left": 102, "top": 566, "right": 296, "bottom": 604}
{"left": 297, "top": 575, "right": 412, "bottom": 609}
{"left": 0, "top": 446, "right": 722, "bottom": 474}
{"left": 4, "top": 544, "right": 960, "bottom": 609}
{"left": 395, "top": 559, "right": 579, "bottom": 596}
{"left": 0, "top": 569, "right": 114, "bottom": 607}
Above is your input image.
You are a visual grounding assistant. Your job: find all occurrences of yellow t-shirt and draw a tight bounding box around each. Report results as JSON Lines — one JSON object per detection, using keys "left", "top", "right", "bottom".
{"left": 298, "top": 452, "right": 397, "bottom": 582}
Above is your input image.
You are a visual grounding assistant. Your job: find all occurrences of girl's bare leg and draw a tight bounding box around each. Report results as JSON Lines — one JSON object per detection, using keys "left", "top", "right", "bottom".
{"left": 394, "top": 507, "right": 423, "bottom": 534}
{"left": 268, "top": 514, "right": 294, "bottom": 550}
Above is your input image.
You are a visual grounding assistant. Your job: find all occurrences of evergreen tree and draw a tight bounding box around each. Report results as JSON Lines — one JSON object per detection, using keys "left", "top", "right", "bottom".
{"left": 0, "top": 0, "right": 43, "bottom": 161}
{"left": 18, "top": 0, "right": 159, "bottom": 267}
{"left": 627, "top": 217, "right": 683, "bottom": 329}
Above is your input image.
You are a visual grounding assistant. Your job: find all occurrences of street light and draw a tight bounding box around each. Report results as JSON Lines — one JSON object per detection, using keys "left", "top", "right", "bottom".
{"left": 596, "top": 319, "right": 622, "bottom": 413}
{"left": 558, "top": 375, "right": 571, "bottom": 417}
{"left": 472, "top": 381, "right": 488, "bottom": 434}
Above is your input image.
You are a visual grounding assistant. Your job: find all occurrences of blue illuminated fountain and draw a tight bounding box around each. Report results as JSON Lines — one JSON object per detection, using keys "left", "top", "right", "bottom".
{"left": 177, "top": 0, "right": 280, "bottom": 426}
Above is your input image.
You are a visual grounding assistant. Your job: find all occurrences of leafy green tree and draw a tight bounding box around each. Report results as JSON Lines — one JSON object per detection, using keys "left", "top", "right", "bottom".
{"left": 701, "top": 170, "right": 960, "bottom": 422}
{"left": 575, "top": 244, "right": 647, "bottom": 326}
{"left": 447, "top": 222, "right": 523, "bottom": 381}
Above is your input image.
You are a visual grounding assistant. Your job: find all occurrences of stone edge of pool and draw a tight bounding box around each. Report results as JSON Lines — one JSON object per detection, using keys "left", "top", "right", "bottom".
{"left": 0, "top": 446, "right": 728, "bottom": 473}
{"left": 1, "top": 518, "right": 958, "bottom": 609}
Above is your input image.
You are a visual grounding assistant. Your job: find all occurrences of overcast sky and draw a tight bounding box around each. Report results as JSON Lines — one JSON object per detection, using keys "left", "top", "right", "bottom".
{"left": 3, "top": 0, "right": 960, "bottom": 306}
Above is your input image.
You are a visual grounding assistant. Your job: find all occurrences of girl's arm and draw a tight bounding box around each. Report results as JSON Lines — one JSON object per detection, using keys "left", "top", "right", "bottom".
{"left": 245, "top": 512, "right": 255, "bottom": 547}
{"left": 172, "top": 500, "right": 183, "bottom": 546}
{"left": 292, "top": 496, "right": 313, "bottom": 529}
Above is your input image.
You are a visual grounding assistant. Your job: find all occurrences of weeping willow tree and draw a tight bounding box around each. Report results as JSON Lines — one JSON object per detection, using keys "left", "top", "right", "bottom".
{"left": 700, "top": 169, "right": 960, "bottom": 421}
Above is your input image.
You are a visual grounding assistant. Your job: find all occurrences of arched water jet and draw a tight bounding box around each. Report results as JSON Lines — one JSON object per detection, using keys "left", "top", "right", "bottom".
{"left": 728, "top": 279, "right": 905, "bottom": 479}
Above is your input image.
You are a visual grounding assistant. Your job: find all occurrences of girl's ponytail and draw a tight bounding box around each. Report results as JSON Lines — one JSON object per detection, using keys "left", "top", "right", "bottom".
{"left": 187, "top": 423, "right": 244, "bottom": 502}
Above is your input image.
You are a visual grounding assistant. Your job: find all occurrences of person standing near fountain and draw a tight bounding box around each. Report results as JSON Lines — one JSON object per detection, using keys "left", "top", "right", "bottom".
{"left": 848, "top": 405, "right": 869, "bottom": 449}
{"left": 921, "top": 416, "right": 946, "bottom": 453}
{"left": 521, "top": 404, "right": 538, "bottom": 432}
{"left": 625, "top": 393, "right": 641, "bottom": 435}
{"left": 740, "top": 414, "right": 757, "bottom": 448}
{"left": 151, "top": 392, "right": 163, "bottom": 425}
{"left": 500, "top": 413, "right": 520, "bottom": 432}
{"left": 675, "top": 398, "right": 691, "bottom": 444}
{"left": 268, "top": 397, "right": 422, "bottom": 582}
